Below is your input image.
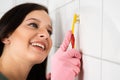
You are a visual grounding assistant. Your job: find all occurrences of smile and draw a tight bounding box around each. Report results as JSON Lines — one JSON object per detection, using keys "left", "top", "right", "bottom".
{"left": 31, "top": 42, "right": 46, "bottom": 51}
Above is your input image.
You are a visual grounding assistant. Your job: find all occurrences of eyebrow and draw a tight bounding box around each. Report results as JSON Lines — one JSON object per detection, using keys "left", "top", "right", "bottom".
{"left": 26, "top": 18, "right": 40, "bottom": 22}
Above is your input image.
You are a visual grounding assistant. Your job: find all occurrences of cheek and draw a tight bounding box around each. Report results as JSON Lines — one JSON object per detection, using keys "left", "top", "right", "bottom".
{"left": 48, "top": 38, "right": 52, "bottom": 51}
{"left": 9, "top": 29, "right": 32, "bottom": 48}
{"left": 11, "top": 33, "right": 26, "bottom": 43}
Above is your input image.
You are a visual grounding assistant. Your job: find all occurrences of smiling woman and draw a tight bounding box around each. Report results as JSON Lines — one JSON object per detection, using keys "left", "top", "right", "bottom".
{"left": 0, "top": 3, "right": 52, "bottom": 80}
{"left": 0, "top": 2, "right": 81, "bottom": 80}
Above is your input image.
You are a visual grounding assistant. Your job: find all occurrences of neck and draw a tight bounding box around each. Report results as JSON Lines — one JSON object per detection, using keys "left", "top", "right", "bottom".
{"left": 0, "top": 54, "right": 33, "bottom": 80}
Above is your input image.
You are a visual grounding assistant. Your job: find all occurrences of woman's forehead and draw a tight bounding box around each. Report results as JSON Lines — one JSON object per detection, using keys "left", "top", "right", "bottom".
{"left": 24, "top": 10, "right": 51, "bottom": 24}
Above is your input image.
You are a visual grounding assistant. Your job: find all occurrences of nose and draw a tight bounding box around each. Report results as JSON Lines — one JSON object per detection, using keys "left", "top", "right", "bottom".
{"left": 37, "top": 29, "right": 49, "bottom": 40}
{"left": 38, "top": 33, "right": 49, "bottom": 40}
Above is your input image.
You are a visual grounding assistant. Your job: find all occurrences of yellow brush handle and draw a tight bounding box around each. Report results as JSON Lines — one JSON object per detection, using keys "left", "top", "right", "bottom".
{"left": 72, "top": 23, "right": 75, "bottom": 34}
{"left": 71, "top": 13, "right": 79, "bottom": 34}
{"left": 71, "top": 13, "right": 79, "bottom": 48}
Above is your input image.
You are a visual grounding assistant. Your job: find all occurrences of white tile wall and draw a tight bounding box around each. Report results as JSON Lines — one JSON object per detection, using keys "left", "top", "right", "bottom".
{"left": 102, "top": 60, "right": 120, "bottom": 80}
{"left": 102, "top": 0, "right": 120, "bottom": 63}
{"left": 49, "top": 0, "right": 120, "bottom": 80}
{"left": 80, "top": 0, "right": 102, "bottom": 58}
{"left": 15, "top": 0, "right": 48, "bottom": 7}
{"left": 48, "top": 0, "right": 72, "bottom": 12}
{"left": 82, "top": 56, "right": 101, "bottom": 80}
{"left": 49, "top": 0, "right": 80, "bottom": 48}
{"left": 0, "top": 0, "right": 14, "bottom": 12}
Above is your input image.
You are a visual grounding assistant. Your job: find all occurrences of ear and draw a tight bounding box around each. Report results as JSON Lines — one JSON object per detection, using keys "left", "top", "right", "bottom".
{"left": 2, "top": 38, "right": 10, "bottom": 45}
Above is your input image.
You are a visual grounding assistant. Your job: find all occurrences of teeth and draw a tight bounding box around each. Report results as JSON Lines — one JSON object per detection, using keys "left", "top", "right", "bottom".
{"left": 31, "top": 43, "right": 45, "bottom": 50}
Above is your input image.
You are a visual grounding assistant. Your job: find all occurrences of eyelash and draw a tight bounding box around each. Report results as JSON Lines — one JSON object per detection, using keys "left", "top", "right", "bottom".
{"left": 28, "top": 23, "right": 38, "bottom": 28}
{"left": 28, "top": 23, "right": 52, "bottom": 36}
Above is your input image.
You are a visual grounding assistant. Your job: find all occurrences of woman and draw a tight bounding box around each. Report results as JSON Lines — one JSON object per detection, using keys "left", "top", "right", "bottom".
{"left": 0, "top": 3, "right": 81, "bottom": 80}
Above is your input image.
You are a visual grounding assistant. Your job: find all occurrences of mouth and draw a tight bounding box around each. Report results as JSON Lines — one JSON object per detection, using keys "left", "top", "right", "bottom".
{"left": 30, "top": 42, "right": 46, "bottom": 51}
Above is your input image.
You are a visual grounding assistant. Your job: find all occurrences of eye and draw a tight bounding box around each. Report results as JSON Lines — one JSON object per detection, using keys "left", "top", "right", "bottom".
{"left": 28, "top": 23, "right": 38, "bottom": 28}
{"left": 47, "top": 29, "right": 53, "bottom": 36}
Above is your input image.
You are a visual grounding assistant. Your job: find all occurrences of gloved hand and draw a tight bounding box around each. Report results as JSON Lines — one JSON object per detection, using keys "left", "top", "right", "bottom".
{"left": 51, "top": 30, "right": 81, "bottom": 80}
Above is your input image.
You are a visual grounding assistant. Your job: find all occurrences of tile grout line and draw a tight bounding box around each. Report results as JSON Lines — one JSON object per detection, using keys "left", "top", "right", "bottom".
{"left": 83, "top": 53, "right": 120, "bottom": 65}
{"left": 53, "top": 44, "right": 120, "bottom": 66}
{"left": 101, "top": 0, "right": 104, "bottom": 80}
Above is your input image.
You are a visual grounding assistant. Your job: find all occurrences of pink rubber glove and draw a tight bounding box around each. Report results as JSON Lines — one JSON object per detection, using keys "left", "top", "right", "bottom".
{"left": 51, "top": 30, "right": 81, "bottom": 80}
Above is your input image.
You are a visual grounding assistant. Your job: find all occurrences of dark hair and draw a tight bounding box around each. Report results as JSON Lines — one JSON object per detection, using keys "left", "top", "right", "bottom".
{"left": 0, "top": 3, "right": 49, "bottom": 80}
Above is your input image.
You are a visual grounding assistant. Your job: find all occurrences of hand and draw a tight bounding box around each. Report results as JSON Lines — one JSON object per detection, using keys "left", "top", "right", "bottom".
{"left": 46, "top": 73, "right": 51, "bottom": 80}
{"left": 51, "top": 30, "right": 81, "bottom": 80}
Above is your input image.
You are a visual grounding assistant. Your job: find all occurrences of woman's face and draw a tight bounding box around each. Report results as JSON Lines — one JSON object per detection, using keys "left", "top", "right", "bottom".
{"left": 3, "top": 10, "right": 52, "bottom": 64}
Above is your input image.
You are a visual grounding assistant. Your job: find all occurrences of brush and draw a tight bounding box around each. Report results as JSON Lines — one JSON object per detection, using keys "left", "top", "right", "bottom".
{"left": 71, "top": 13, "right": 80, "bottom": 48}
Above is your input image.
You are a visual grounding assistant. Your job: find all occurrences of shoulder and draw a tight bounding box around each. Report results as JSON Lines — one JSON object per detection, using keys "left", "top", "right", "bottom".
{"left": 0, "top": 73, "right": 8, "bottom": 80}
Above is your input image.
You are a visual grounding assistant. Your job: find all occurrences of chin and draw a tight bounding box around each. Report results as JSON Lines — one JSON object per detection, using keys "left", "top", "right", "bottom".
{"left": 34, "top": 56, "right": 47, "bottom": 64}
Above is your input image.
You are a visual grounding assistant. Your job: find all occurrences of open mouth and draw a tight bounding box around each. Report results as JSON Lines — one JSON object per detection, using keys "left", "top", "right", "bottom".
{"left": 30, "top": 42, "right": 46, "bottom": 51}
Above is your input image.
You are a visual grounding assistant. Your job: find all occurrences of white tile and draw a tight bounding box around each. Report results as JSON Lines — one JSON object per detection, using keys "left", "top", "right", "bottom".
{"left": 102, "top": 0, "right": 120, "bottom": 63}
{"left": 15, "top": 0, "right": 48, "bottom": 7}
{"left": 48, "top": 0, "right": 72, "bottom": 12}
{"left": 0, "top": 0, "right": 14, "bottom": 12}
{"left": 81, "top": 55, "right": 101, "bottom": 80}
{"left": 50, "top": 0, "right": 80, "bottom": 48}
{"left": 79, "top": 0, "right": 102, "bottom": 58}
{"left": 49, "top": 13, "right": 57, "bottom": 47}
{"left": 102, "top": 60, "right": 120, "bottom": 80}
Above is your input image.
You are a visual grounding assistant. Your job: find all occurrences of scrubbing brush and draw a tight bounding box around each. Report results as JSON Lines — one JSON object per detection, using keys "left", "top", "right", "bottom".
{"left": 71, "top": 13, "right": 80, "bottom": 48}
